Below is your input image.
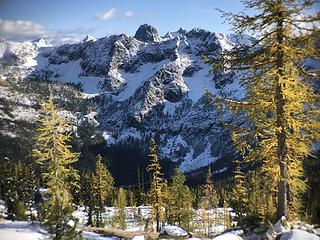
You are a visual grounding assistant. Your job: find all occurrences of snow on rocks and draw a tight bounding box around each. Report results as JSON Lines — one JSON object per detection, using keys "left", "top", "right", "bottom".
{"left": 212, "top": 232, "right": 243, "bottom": 240}
{"left": 82, "top": 231, "right": 119, "bottom": 240}
{"left": 132, "top": 235, "right": 144, "bottom": 240}
{"left": 159, "top": 225, "right": 189, "bottom": 237}
{"left": 249, "top": 217, "right": 320, "bottom": 240}
{"left": 280, "top": 229, "right": 320, "bottom": 240}
{"left": 0, "top": 24, "right": 255, "bottom": 173}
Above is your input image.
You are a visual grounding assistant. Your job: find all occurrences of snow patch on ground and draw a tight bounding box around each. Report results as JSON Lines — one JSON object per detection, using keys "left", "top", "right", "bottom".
{"left": 103, "top": 131, "right": 116, "bottom": 145}
{"left": 180, "top": 145, "right": 220, "bottom": 173}
{"left": 212, "top": 232, "right": 243, "bottom": 240}
{"left": 162, "top": 100, "right": 182, "bottom": 115}
{"left": 118, "top": 128, "right": 142, "bottom": 142}
{"left": 0, "top": 221, "right": 46, "bottom": 240}
{"left": 45, "top": 60, "right": 104, "bottom": 94}
{"left": 183, "top": 62, "right": 218, "bottom": 102}
{"left": 280, "top": 229, "right": 320, "bottom": 240}
{"left": 116, "top": 59, "right": 170, "bottom": 101}
{"left": 161, "top": 135, "right": 188, "bottom": 159}
{"left": 0, "top": 220, "right": 121, "bottom": 240}
{"left": 82, "top": 231, "right": 119, "bottom": 240}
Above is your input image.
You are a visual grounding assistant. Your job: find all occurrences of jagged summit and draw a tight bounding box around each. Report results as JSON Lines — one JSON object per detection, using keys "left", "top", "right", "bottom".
{"left": 134, "top": 24, "right": 161, "bottom": 42}
{"left": 177, "top": 27, "right": 187, "bottom": 34}
{"left": 82, "top": 35, "right": 96, "bottom": 43}
{"left": 163, "top": 27, "right": 187, "bottom": 39}
{"left": 32, "top": 38, "right": 52, "bottom": 48}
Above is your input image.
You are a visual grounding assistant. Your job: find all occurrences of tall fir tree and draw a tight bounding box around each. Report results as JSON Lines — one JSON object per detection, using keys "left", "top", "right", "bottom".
{"left": 32, "top": 96, "right": 80, "bottom": 240}
{"left": 166, "top": 168, "right": 194, "bottom": 231}
{"left": 80, "top": 172, "right": 95, "bottom": 226}
{"left": 201, "top": 166, "right": 218, "bottom": 210}
{"left": 147, "top": 138, "right": 167, "bottom": 232}
{"left": 91, "top": 154, "right": 114, "bottom": 227}
{"left": 206, "top": 0, "right": 319, "bottom": 220}
{"left": 230, "top": 160, "right": 249, "bottom": 226}
{"left": 200, "top": 166, "right": 218, "bottom": 235}
{"left": 112, "top": 187, "right": 127, "bottom": 229}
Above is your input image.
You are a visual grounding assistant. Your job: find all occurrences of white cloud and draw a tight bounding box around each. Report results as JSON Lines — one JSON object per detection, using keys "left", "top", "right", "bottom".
{"left": 0, "top": 19, "right": 47, "bottom": 40}
{"left": 95, "top": 8, "right": 116, "bottom": 21}
{"left": 123, "top": 11, "right": 134, "bottom": 19}
{"left": 0, "top": 19, "right": 96, "bottom": 44}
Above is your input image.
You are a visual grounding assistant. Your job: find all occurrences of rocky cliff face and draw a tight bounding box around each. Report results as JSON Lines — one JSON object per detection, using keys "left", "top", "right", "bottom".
{"left": 0, "top": 25, "right": 255, "bottom": 173}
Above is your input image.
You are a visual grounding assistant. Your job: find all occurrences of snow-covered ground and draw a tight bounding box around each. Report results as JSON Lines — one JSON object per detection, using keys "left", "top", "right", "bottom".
{"left": 0, "top": 221, "right": 46, "bottom": 240}
{"left": 0, "top": 221, "right": 122, "bottom": 240}
{"left": 82, "top": 231, "right": 119, "bottom": 240}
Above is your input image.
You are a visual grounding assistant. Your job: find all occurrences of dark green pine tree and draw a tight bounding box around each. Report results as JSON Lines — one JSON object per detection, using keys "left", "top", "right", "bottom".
{"left": 18, "top": 163, "right": 37, "bottom": 221}
{"left": 0, "top": 159, "right": 37, "bottom": 221}
{"left": 166, "top": 168, "right": 194, "bottom": 231}
{"left": 80, "top": 172, "right": 95, "bottom": 226}
{"left": 206, "top": 0, "right": 319, "bottom": 220}
{"left": 0, "top": 158, "right": 19, "bottom": 219}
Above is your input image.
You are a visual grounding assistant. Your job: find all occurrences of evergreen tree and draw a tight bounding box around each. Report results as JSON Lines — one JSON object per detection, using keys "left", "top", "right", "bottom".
{"left": 19, "top": 163, "right": 37, "bottom": 221}
{"left": 146, "top": 138, "right": 167, "bottom": 232}
{"left": 250, "top": 170, "right": 277, "bottom": 224}
{"left": 80, "top": 172, "right": 95, "bottom": 226}
{"left": 230, "top": 160, "right": 248, "bottom": 226}
{"left": 112, "top": 187, "right": 127, "bottom": 229}
{"left": 200, "top": 166, "right": 218, "bottom": 235}
{"left": 32, "top": 96, "right": 80, "bottom": 240}
{"left": 166, "top": 168, "right": 194, "bottom": 231}
{"left": 135, "top": 166, "right": 145, "bottom": 206}
{"left": 126, "top": 189, "right": 136, "bottom": 207}
{"left": 206, "top": 0, "right": 319, "bottom": 220}
{"left": 201, "top": 166, "right": 218, "bottom": 210}
{"left": 0, "top": 158, "right": 37, "bottom": 221}
{"left": 92, "top": 154, "right": 114, "bottom": 227}
{"left": 304, "top": 152, "right": 320, "bottom": 223}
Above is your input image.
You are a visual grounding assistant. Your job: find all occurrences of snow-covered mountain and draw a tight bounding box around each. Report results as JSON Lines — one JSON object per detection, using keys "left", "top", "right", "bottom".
{"left": 0, "top": 24, "right": 255, "bottom": 173}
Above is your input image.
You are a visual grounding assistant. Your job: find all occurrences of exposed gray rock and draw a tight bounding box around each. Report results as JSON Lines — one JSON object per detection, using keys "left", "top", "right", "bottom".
{"left": 0, "top": 25, "right": 255, "bottom": 173}
{"left": 134, "top": 24, "right": 161, "bottom": 43}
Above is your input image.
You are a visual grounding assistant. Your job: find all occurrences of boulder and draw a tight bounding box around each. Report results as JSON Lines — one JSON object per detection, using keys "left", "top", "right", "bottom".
{"left": 159, "top": 225, "right": 189, "bottom": 238}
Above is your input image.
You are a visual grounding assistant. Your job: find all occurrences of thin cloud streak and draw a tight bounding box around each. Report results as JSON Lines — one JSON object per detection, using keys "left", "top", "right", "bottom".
{"left": 123, "top": 11, "right": 134, "bottom": 19}
{"left": 95, "top": 8, "right": 117, "bottom": 21}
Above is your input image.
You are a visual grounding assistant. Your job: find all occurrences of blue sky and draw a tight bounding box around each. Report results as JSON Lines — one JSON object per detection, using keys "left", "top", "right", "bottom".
{"left": 0, "top": 0, "right": 245, "bottom": 42}
{"left": 0, "top": 0, "right": 319, "bottom": 43}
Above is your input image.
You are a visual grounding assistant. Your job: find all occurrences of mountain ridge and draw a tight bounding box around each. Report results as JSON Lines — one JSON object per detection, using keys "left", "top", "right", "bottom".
{"left": 0, "top": 24, "right": 255, "bottom": 174}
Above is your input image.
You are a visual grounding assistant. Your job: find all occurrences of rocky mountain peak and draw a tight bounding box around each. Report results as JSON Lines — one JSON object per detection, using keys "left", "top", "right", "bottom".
{"left": 177, "top": 27, "right": 187, "bottom": 34}
{"left": 81, "top": 35, "right": 96, "bottom": 43}
{"left": 134, "top": 24, "right": 161, "bottom": 43}
{"left": 0, "top": 26, "right": 252, "bottom": 174}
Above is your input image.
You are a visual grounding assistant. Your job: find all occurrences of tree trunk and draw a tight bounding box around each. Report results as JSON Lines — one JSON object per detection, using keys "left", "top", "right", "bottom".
{"left": 275, "top": 0, "right": 288, "bottom": 221}
{"left": 156, "top": 206, "right": 160, "bottom": 232}
{"left": 87, "top": 207, "right": 93, "bottom": 226}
